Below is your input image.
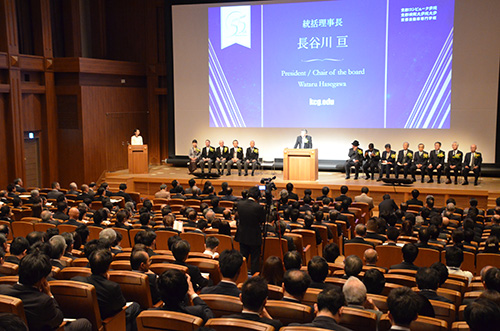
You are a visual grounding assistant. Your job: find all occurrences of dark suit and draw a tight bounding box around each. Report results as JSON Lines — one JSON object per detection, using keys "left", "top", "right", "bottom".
{"left": 345, "top": 237, "right": 375, "bottom": 248}
{"left": 198, "top": 146, "right": 216, "bottom": 173}
{"left": 112, "top": 191, "right": 132, "bottom": 203}
{"left": 390, "top": 261, "right": 419, "bottom": 271}
{"left": 47, "top": 189, "right": 64, "bottom": 200}
{"left": 365, "top": 231, "right": 386, "bottom": 242}
{"left": 379, "top": 150, "right": 397, "bottom": 178}
{"left": 200, "top": 281, "right": 241, "bottom": 297}
{"left": 244, "top": 147, "right": 259, "bottom": 175}
{"left": 395, "top": 149, "right": 413, "bottom": 179}
{"left": 235, "top": 198, "right": 265, "bottom": 274}
{"left": 291, "top": 315, "right": 352, "bottom": 331}
{"left": 445, "top": 149, "right": 463, "bottom": 182}
{"left": 76, "top": 192, "right": 92, "bottom": 201}
{"left": 294, "top": 135, "right": 313, "bottom": 149}
{"left": 15, "top": 185, "right": 26, "bottom": 193}
{"left": 406, "top": 198, "right": 423, "bottom": 206}
{"left": 0, "top": 283, "right": 63, "bottom": 330}
{"left": 134, "top": 270, "right": 161, "bottom": 304}
{"left": 224, "top": 312, "right": 283, "bottom": 330}
{"left": 428, "top": 149, "right": 446, "bottom": 181}
{"left": 53, "top": 211, "right": 69, "bottom": 221}
{"left": 378, "top": 199, "right": 398, "bottom": 215}
{"left": 174, "top": 261, "right": 209, "bottom": 292}
{"left": 215, "top": 145, "right": 230, "bottom": 174}
{"left": 411, "top": 151, "right": 429, "bottom": 182}
{"left": 419, "top": 290, "right": 453, "bottom": 304}
{"left": 463, "top": 151, "right": 482, "bottom": 184}
{"left": 345, "top": 147, "right": 363, "bottom": 179}
{"left": 288, "top": 192, "right": 299, "bottom": 201}
{"left": 154, "top": 296, "right": 214, "bottom": 322}
{"left": 363, "top": 149, "right": 380, "bottom": 179}
{"left": 227, "top": 147, "right": 244, "bottom": 175}
{"left": 5, "top": 256, "right": 21, "bottom": 265}
{"left": 64, "top": 218, "right": 81, "bottom": 226}
{"left": 335, "top": 194, "right": 352, "bottom": 206}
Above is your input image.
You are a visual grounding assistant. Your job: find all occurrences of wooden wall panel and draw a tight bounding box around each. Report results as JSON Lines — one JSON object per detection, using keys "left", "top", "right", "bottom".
{"left": 0, "top": 93, "right": 10, "bottom": 188}
{"left": 21, "top": 93, "right": 43, "bottom": 132}
{"left": 81, "top": 86, "right": 147, "bottom": 182}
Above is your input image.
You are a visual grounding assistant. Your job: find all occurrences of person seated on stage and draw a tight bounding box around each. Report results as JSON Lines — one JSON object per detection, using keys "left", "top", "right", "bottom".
{"left": 378, "top": 143, "right": 396, "bottom": 181}
{"left": 131, "top": 128, "right": 143, "bottom": 145}
{"left": 290, "top": 287, "right": 350, "bottom": 330}
{"left": 226, "top": 139, "right": 244, "bottom": 176}
{"left": 362, "top": 143, "right": 380, "bottom": 180}
{"left": 201, "top": 249, "right": 243, "bottom": 297}
{"left": 427, "top": 141, "right": 446, "bottom": 183}
{"left": 411, "top": 143, "right": 429, "bottom": 183}
{"left": 188, "top": 139, "right": 201, "bottom": 173}
{"left": 244, "top": 140, "right": 259, "bottom": 176}
{"left": 155, "top": 269, "right": 214, "bottom": 322}
{"left": 395, "top": 141, "right": 413, "bottom": 180}
{"left": 445, "top": 141, "right": 463, "bottom": 184}
{"left": 223, "top": 276, "right": 282, "bottom": 329}
{"left": 282, "top": 269, "right": 311, "bottom": 304}
{"left": 390, "top": 243, "right": 420, "bottom": 271}
{"left": 286, "top": 182, "right": 299, "bottom": 201}
{"left": 463, "top": 144, "right": 482, "bottom": 186}
{"left": 345, "top": 140, "right": 363, "bottom": 180}
{"left": 294, "top": 128, "right": 313, "bottom": 149}
{"left": 215, "top": 140, "right": 230, "bottom": 175}
{"left": 198, "top": 139, "right": 215, "bottom": 174}
{"left": 406, "top": 189, "right": 423, "bottom": 206}
{"left": 386, "top": 287, "right": 421, "bottom": 330}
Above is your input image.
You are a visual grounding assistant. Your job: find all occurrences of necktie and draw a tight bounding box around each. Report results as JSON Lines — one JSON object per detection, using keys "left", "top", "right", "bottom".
{"left": 470, "top": 154, "right": 474, "bottom": 167}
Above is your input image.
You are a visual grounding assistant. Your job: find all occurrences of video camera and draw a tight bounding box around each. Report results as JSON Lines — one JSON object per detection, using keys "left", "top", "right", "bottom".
{"left": 259, "top": 176, "right": 277, "bottom": 205}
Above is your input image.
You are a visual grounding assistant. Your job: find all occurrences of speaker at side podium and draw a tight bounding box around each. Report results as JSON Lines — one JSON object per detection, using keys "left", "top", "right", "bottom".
{"left": 283, "top": 148, "right": 318, "bottom": 181}
{"left": 128, "top": 145, "right": 148, "bottom": 174}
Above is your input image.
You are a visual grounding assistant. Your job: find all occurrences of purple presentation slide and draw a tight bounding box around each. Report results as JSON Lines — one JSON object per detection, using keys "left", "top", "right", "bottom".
{"left": 209, "top": 0, "right": 454, "bottom": 129}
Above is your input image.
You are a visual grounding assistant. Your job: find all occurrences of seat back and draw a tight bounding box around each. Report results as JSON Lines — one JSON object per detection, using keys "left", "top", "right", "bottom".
{"left": 198, "top": 294, "right": 242, "bottom": 318}
{"left": 262, "top": 237, "right": 288, "bottom": 262}
{"left": 205, "top": 318, "right": 275, "bottom": 331}
{"left": 292, "top": 229, "right": 319, "bottom": 256}
{"left": 56, "top": 267, "right": 92, "bottom": 280}
{"left": 11, "top": 221, "right": 35, "bottom": 238}
{"left": 344, "top": 243, "right": 373, "bottom": 259}
{"left": 150, "top": 263, "right": 188, "bottom": 275}
{"left": 429, "top": 300, "right": 456, "bottom": 327}
{"left": 414, "top": 248, "right": 441, "bottom": 267}
{"left": 384, "top": 274, "right": 416, "bottom": 288}
{"left": 136, "top": 310, "right": 203, "bottom": 331}
{"left": 150, "top": 255, "right": 175, "bottom": 264}
{"left": 311, "top": 225, "right": 329, "bottom": 247}
{"left": 49, "top": 280, "right": 104, "bottom": 331}
{"left": 34, "top": 222, "right": 56, "bottom": 232}
{"left": 379, "top": 314, "right": 448, "bottom": 331}
{"left": 301, "top": 288, "right": 322, "bottom": 307}
{"left": 325, "top": 277, "right": 347, "bottom": 290}
{"left": 186, "top": 258, "right": 221, "bottom": 285}
{"left": 376, "top": 245, "right": 403, "bottom": 269}
{"left": 110, "top": 260, "right": 132, "bottom": 271}
{"left": 285, "top": 233, "right": 308, "bottom": 265}
{"left": 0, "top": 220, "right": 13, "bottom": 240}
{"left": 87, "top": 226, "right": 103, "bottom": 241}
{"left": 180, "top": 232, "right": 206, "bottom": 252}
{"left": 265, "top": 300, "right": 313, "bottom": 325}
{"left": 129, "top": 229, "right": 145, "bottom": 246}
{"left": 462, "top": 251, "right": 476, "bottom": 275}
{"left": 0, "top": 276, "right": 19, "bottom": 285}
{"left": 0, "top": 262, "right": 19, "bottom": 276}
{"left": 367, "top": 293, "right": 388, "bottom": 313}
{"left": 112, "top": 228, "right": 131, "bottom": 248}
{"left": 206, "top": 234, "right": 233, "bottom": 252}
{"left": 155, "top": 231, "right": 180, "bottom": 250}
{"left": 387, "top": 269, "right": 417, "bottom": 277}
{"left": 71, "top": 258, "right": 89, "bottom": 268}
{"left": 0, "top": 294, "right": 27, "bottom": 324}
{"left": 451, "top": 321, "right": 469, "bottom": 331}
{"left": 436, "top": 288, "right": 462, "bottom": 309}
{"left": 109, "top": 271, "right": 153, "bottom": 309}
{"left": 339, "top": 306, "right": 378, "bottom": 331}
{"left": 442, "top": 279, "right": 466, "bottom": 294}
{"left": 58, "top": 224, "right": 78, "bottom": 233}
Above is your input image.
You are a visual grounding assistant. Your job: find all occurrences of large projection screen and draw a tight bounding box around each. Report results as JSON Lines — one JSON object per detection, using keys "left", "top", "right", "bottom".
{"left": 170, "top": 0, "right": 500, "bottom": 163}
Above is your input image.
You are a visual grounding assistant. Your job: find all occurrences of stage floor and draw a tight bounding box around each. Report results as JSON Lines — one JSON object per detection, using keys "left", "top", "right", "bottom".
{"left": 104, "top": 165, "right": 500, "bottom": 210}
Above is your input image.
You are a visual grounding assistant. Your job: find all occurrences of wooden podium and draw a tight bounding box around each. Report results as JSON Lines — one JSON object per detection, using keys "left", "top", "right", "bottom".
{"left": 128, "top": 145, "right": 149, "bottom": 174}
{"left": 283, "top": 148, "right": 318, "bottom": 181}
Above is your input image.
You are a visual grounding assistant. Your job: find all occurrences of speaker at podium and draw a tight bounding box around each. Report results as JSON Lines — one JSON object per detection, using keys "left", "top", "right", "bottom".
{"left": 128, "top": 145, "right": 148, "bottom": 174}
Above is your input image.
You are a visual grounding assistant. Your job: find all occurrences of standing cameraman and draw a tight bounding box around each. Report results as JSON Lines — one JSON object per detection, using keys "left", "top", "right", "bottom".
{"left": 235, "top": 186, "right": 265, "bottom": 274}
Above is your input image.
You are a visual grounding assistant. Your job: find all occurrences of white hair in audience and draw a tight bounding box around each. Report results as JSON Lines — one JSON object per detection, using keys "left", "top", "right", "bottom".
{"left": 99, "top": 228, "right": 117, "bottom": 243}
{"left": 343, "top": 276, "right": 367, "bottom": 305}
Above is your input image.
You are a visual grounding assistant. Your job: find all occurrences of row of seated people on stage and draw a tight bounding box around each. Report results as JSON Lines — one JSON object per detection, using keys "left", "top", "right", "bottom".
{"left": 0, "top": 204, "right": 499, "bottom": 331}
{"left": 188, "top": 138, "right": 260, "bottom": 176}
{"left": 345, "top": 140, "right": 483, "bottom": 185}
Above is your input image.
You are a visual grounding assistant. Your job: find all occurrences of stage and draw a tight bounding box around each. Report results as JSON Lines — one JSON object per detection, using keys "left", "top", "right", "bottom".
{"left": 102, "top": 165, "right": 500, "bottom": 210}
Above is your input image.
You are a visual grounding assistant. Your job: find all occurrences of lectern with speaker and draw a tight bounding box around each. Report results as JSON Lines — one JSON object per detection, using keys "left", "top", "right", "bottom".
{"left": 283, "top": 148, "right": 318, "bottom": 181}
{"left": 128, "top": 145, "right": 149, "bottom": 174}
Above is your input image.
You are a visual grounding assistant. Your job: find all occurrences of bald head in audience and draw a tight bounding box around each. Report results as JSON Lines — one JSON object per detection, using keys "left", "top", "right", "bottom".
{"left": 364, "top": 248, "right": 379, "bottom": 266}
{"left": 68, "top": 207, "right": 79, "bottom": 220}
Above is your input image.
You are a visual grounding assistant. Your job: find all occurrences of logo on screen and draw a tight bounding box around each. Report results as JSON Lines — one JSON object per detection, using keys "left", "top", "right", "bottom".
{"left": 221, "top": 6, "right": 251, "bottom": 49}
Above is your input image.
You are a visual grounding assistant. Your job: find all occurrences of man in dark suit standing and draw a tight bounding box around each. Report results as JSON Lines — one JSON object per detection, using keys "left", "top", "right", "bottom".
{"left": 445, "top": 141, "right": 463, "bottom": 184}
{"left": 198, "top": 139, "right": 215, "bottom": 173}
{"left": 463, "top": 144, "right": 482, "bottom": 186}
{"left": 378, "top": 144, "right": 396, "bottom": 180}
{"left": 73, "top": 249, "right": 140, "bottom": 330}
{"left": 235, "top": 187, "right": 265, "bottom": 274}
{"left": 427, "top": 141, "right": 445, "bottom": 183}
{"left": 0, "top": 251, "right": 92, "bottom": 331}
{"left": 363, "top": 143, "right": 380, "bottom": 180}
{"left": 395, "top": 141, "right": 413, "bottom": 180}
{"left": 294, "top": 129, "right": 313, "bottom": 149}
{"left": 378, "top": 194, "right": 399, "bottom": 216}
{"left": 215, "top": 140, "right": 230, "bottom": 175}
{"left": 290, "top": 287, "right": 351, "bottom": 330}
{"left": 226, "top": 139, "right": 244, "bottom": 176}
{"left": 345, "top": 140, "right": 363, "bottom": 180}
{"left": 201, "top": 249, "right": 243, "bottom": 297}
{"left": 224, "top": 276, "right": 283, "bottom": 329}
{"left": 411, "top": 144, "right": 429, "bottom": 183}
{"left": 244, "top": 140, "right": 259, "bottom": 176}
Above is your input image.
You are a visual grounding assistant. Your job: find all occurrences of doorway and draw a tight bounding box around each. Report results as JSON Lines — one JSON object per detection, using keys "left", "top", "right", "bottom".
{"left": 24, "top": 138, "right": 41, "bottom": 188}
